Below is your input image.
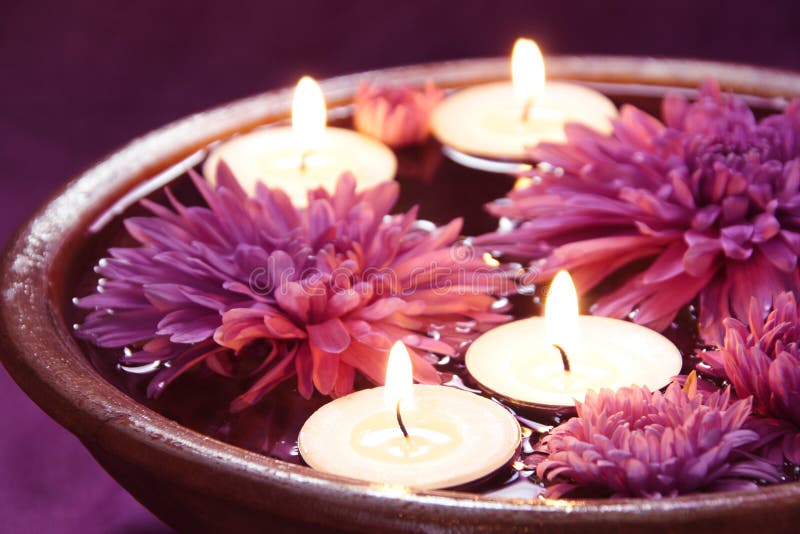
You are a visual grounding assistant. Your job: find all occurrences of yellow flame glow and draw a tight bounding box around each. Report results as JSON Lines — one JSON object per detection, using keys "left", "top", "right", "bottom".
{"left": 513, "top": 176, "right": 533, "bottom": 190}
{"left": 483, "top": 252, "right": 500, "bottom": 267}
{"left": 384, "top": 341, "right": 413, "bottom": 407}
{"left": 511, "top": 38, "right": 546, "bottom": 107}
{"left": 544, "top": 270, "right": 580, "bottom": 358}
{"left": 292, "top": 76, "right": 326, "bottom": 153}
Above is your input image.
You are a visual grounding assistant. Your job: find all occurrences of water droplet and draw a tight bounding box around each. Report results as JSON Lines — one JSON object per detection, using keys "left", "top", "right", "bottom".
{"left": 491, "top": 297, "right": 509, "bottom": 310}
{"left": 411, "top": 219, "right": 436, "bottom": 233}
{"left": 517, "top": 284, "right": 536, "bottom": 296}
{"left": 455, "top": 320, "right": 477, "bottom": 334}
{"left": 119, "top": 360, "right": 162, "bottom": 374}
{"left": 498, "top": 217, "right": 515, "bottom": 232}
{"left": 537, "top": 161, "right": 554, "bottom": 173}
{"left": 442, "top": 374, "right": 481, "bottom": 393}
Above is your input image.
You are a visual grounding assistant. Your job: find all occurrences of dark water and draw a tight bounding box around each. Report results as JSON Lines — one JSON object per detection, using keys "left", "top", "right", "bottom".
{"left": 65, "top": 91, "right": 731, "bottom": 498}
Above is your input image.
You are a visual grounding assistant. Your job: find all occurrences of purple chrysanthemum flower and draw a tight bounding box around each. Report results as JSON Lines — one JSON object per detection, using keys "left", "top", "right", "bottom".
{"left": 699, "top": 291, "right": 800, "bottom": 464}
{"left": 76, "top": 166, "right": 511, "bottom": 411}
{"left": 354, "top": 80, "right": 443, "bottom": 147}
{"left": 480, "top": 80, "right": 800, "bottom": 343}
{"left": 531, "top": 377, "right": 780, "bottom": 498}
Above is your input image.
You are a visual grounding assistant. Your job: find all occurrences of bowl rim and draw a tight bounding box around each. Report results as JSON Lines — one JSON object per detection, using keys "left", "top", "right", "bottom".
{"left": 3, "top": 55, "right": 800, "bottom": 531}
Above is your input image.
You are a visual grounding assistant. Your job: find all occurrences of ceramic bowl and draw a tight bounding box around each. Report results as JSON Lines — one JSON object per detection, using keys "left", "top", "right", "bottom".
{"left": 3, "top": 57, "right": 800, "bottom": 533}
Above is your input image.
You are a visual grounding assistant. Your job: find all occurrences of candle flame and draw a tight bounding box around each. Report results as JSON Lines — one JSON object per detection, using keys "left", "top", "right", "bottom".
{"left": 544, "top": 270, "right": 580, "bottom": 359}
{"left": 385, "top": 341, "right": 413, "bottom": 407}
{"left": 511, "top": 38, "right": 546, "bottom": 109}
{"left": 292, "top": 76, "right": 327, "bottom": 153}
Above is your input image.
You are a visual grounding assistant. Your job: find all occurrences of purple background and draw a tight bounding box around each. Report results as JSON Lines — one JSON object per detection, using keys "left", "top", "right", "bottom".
{"left": 2, "top": 1, "right": 800, "bottom": 532}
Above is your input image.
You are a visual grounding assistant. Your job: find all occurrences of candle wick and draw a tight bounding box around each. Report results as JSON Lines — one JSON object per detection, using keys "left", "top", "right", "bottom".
{"left": 553, "top": 344, "right": 571, "bottom": 372}
{"left": 299, "top": 150, "right": 312, "bottom": 173}
{"left": 395, "top": 399, "right": 409, "bottom": 439}
{"left": 521, "top": 98, "right": 534, "bottom": 123}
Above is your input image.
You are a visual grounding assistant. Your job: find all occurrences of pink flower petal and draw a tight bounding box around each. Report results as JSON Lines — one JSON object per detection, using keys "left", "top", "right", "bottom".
{"left": 307, "top": 317, "right": 351, "bottom": 354}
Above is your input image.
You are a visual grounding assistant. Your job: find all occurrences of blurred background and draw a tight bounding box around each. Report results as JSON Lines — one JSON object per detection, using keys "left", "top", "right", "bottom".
{"left": 2, "top": 1, "right": 800, "bottom": 531}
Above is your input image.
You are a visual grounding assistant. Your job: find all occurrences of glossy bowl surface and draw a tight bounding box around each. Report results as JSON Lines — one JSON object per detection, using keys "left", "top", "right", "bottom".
{"left": 3, "top": 56, "right": 800, "bottom": 533}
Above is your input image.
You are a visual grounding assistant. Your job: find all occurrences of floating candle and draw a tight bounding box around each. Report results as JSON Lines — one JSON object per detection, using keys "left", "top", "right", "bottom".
{"left": 298, "top": 342, "right": 521, "bottom": 490}
{"left": 466, "top": 271, "right": 682, "bottom": 409}
{"left": 204, "top": 76, "right": 397, "bottom": 205}
{"left": 431, "top": 38, "right": 618, "bottom": 160}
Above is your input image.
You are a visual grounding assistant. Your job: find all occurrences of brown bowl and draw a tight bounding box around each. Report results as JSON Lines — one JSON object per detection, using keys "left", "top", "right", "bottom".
{"left": 3, "top": 56, "right": 800, "bottom": 533}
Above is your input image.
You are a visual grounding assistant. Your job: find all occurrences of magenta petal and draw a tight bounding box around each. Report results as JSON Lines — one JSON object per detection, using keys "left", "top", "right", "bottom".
{"left": 156, "top": 309, "right": 219, "bottom": 343}
{"left": 721, "top": 196, "right": 749, "bottom": 224}
{"left": 752, "top": 213, "right": 781, "bottom": 242}
{"left": 344, "top": 319, "right": 392, "bottom": 350}
{"left": 294, "top": 344, "right": 314, "bottom": 399}
{"left": 275, "top": 282, "right": 310, "bottom": 322}
{"left": 355, "top": 297, "right": 408, "bottom": 321}
{"left": 662, "top": 91, "right": 689, "bottom": 129}
{"left": 683, "top": 232, "right": 722, "bottom": 276}
{"left": 307, "top": 199, "right": 336, "bottom": 244}
{"left": 327, "top": 290, "right": 363, "bottom": 317}
{"left": 307, "top": 317, "right": 351, "bottom": 354}
{"left": 263, "top": 314, "right": 307, "bottom": 339}
{"left": 310, "top": 345, "right": 339, "bottom": 394}
{"left": 339, "top": 341, "right": 388, "bottom": 385}
{"left": 636, "top": 271, "right": 713, "bottom": 325}
{"left": 642, "top": 241, "right": 687, "bottom": 284}
{"left": 758, "top": 239, "right": 797, "bottom": 272}
{"left": 690, "top": 205, "right": 721, "bottom": 231}
{"left": 214, "top": 159, "right": 248, "bottom": 199}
